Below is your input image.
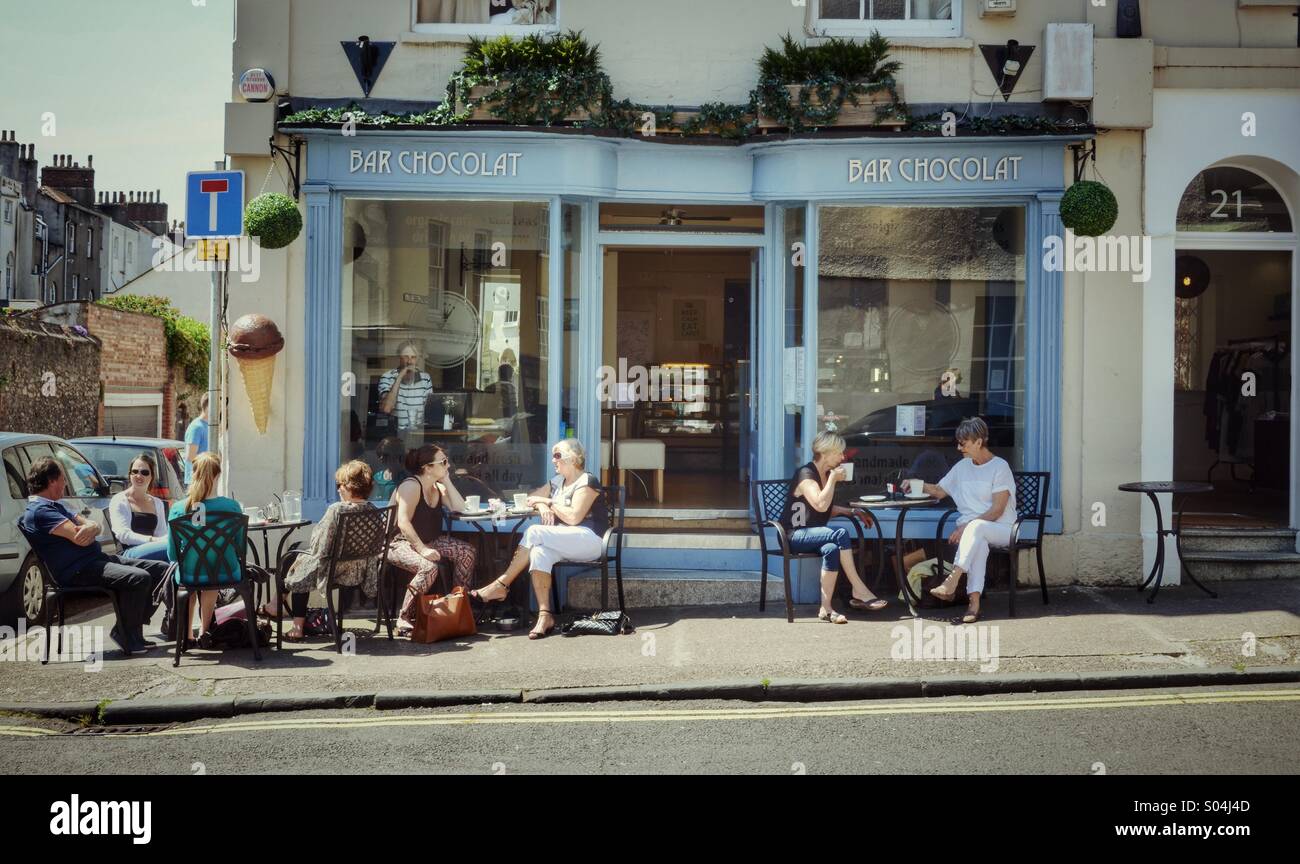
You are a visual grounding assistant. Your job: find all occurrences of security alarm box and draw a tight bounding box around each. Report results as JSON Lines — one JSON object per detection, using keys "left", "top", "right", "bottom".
{"left": 1043, "top": 23, "right": 1094, "bottom": 101}
{"left": 980, "top": 0, "right": 1017, "bottom": 16}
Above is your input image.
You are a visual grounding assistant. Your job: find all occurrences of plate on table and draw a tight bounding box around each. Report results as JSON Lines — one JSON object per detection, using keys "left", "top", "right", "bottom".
{"left": 904, "top": 492, "right": 932, "bottom": 500}
{"left": 459, "top": 508, "right": 491, "bottom": 517}
{"left": 507, "top": 507, "right": 534, "bottom": 516}
{"left": 859, "top": 495, "right": 886, "bottom": 502}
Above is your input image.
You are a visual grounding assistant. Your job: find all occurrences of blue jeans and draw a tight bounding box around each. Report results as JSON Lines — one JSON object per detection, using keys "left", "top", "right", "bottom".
{"left": 122, "top": 539, "right": 171, "bottom": 562}
{"left": 788, "top": 526, "right": 852, "bottom": 572}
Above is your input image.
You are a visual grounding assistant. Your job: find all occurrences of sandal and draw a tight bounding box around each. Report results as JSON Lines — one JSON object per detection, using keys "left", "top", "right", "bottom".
{"left": 849, "top": 595, "right": 888, "bottom": 612}
{"left": 470, "top": 576, "right": 510, "bottom": 606}
{"left": 257, "top": 602, "right": 279, "bottom": 619}
{"left": 817, "top": 610, "right": 848, "bottom": 624}
{"left": 395, "top": 620, "right": 415, "bottom": 637}
{"left": 951, "top": 608, "right": 980, "bottom": 626}
{"left": 528, "top": 610, "right": 556, "bottom": 640}
{"left": 929, "top": 584, "right": 959, "bottom": 603}
{"left": 282, "top": 626, "right": 306, "bottom": 642}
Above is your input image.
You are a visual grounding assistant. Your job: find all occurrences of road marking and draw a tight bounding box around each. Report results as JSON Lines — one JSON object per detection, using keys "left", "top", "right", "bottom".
{"left": 0, "top": 725, "right": 61, "bottom": 737}
{"left": 2, "top": 689, "right": 1295, "bottom": 739}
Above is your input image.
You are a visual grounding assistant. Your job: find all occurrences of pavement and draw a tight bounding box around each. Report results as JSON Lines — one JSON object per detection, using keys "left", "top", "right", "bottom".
{"left": 1, "top": 578, "right": 1299, "bottom": 724}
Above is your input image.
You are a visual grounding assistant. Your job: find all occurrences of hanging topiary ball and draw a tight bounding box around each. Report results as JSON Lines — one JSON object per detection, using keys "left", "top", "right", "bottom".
{"left": 244, "top": 193, "right": 303, "bottom": 249}
{"left": 1060, "top": 180, "right": 1118, "bottom": 237}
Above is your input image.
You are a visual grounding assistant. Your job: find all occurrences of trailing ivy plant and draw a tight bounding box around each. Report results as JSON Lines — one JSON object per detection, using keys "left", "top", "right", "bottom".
{"left": 752, "top": 32, "right": 903, "bottom": 132}
{"left": 906, "top": 111, "right": 1094, "bottom": 136}
{"left": 432, "top": 30, "right": 615, "bottom": 126}
{"left": 97, "top": 295, "right": 210, "bottom": 387}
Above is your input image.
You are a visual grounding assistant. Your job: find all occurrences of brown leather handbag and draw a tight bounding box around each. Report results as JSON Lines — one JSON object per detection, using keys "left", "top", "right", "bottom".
{"left": 412, "top": 586, "right": 477, "bottom": 643}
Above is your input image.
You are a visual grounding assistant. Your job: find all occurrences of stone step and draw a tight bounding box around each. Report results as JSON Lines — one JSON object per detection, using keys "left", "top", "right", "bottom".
{"left": 562, "top": 569, "right": 781, "bottom": 610}
{"left": 1180, "top": 551, "right": 1300, "bottom": 581}
{"left": 1179, "top": 528, "right": 1298, "bottom": 553}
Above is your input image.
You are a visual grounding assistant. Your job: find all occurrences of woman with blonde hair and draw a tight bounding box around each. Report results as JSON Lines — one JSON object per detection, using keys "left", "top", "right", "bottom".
{"left": 780, "top": 431, "right": 887, "bottom": 623}
{"left": 167, "top": 452, "right": 243, "bottom": 647}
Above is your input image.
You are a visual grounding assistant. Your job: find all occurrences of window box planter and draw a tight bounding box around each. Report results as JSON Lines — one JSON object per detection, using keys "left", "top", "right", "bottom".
{"left": 757, "top": 83, "right": 906, "bottom": 131}
{"left": 459, "top": 82, "right": 593, "bottom": 124}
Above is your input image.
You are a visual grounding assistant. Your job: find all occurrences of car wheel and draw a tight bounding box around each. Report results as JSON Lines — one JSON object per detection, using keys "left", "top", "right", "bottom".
{"left": 19, "top": 554, "right": 48, "bottom": 624}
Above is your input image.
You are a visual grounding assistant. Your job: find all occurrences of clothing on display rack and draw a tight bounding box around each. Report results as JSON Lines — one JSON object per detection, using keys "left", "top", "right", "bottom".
{"left": 1202, "top": 336, "right": 1290, "bottom": 466}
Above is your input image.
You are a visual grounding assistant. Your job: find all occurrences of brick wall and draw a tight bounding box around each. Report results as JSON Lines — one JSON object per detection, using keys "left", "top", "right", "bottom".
{"left": 0, "top": 317, "right": 100, "bottom": 437}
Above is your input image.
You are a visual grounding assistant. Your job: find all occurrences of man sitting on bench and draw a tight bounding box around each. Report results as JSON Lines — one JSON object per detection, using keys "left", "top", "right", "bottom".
{"left": 19, "top": 456, "right": 171, "bottom": 655}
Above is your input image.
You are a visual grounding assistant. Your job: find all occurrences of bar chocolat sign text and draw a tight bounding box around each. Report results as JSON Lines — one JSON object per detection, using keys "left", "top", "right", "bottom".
{"left": 349, "top": 149, "right": 522, "bottom": 177}
{"left": 848, "top": 155, "right": 1022, "bottom": 184}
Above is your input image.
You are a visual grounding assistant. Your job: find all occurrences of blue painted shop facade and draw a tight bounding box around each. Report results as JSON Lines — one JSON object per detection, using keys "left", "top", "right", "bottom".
{"left": 287, "top": 125, "right": 1077, "bottom": 593}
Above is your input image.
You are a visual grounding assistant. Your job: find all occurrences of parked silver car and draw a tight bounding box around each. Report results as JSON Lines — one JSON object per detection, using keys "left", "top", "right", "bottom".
{"left": 69, "top": 436, "right": 188, "bottom": 509}
{"left": 0, "top": 433, "right": 122, "bottom": 626}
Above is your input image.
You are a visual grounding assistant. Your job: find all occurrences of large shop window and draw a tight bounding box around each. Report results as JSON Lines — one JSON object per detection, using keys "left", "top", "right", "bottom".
{"left": 817, "top": 204, "right": 1026, "bottom": 493}
{"left": 413, "top": 0, "right": 558, "bottom": 32}
{"left": 342, "top": 199, "right": 552, "bottom": 502}
{"left": 815, "top": 0, "right": 959, "bottom": 37}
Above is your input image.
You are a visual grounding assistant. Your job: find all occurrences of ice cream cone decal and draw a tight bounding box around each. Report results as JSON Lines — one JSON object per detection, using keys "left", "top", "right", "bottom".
{"left": 228, "top": 314, "right": 285, "bottom": 435}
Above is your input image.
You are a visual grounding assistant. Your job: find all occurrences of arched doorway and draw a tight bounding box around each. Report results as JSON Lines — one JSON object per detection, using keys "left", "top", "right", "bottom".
{"left": 1174, "top": 163, "right": 1296, "bottom": 526}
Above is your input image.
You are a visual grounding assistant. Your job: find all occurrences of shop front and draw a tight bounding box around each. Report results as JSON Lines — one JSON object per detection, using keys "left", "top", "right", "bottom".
{"left": 290, "top": 126, "right": 1077, "bottom": 584}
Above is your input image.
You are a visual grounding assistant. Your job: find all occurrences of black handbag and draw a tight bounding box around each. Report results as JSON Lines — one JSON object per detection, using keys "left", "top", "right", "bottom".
{"left": 561, "top": 610, "right": 632, "bottom": 636}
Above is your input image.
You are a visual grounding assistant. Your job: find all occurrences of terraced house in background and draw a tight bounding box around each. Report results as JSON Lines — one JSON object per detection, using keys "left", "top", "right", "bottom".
{"left": 215, "top": 0, "right": 1299, "bottom": 606}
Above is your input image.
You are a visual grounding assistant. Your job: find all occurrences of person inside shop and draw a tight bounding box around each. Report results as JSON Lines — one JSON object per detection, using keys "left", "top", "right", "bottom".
{"left": 369, "top": 436, "right": 409, "bottom": 503}
{"left": 469, "top": 438, "right": 606, "bottom": 640}
{"left": 168, "top": 453, "right": 245, "bottom": 648}
{"left": 387, "top": 444, "right": 478, "bottom": 637}
{"left": 108, "top": 453, "right": 171, "bottom": 562}
{"left": 780, "top": 432, "right": 888, "bottom": 624}
{"left": 260, "top": 460, "right": 382, "bottom": 641}
{"left": 377, "top": 340, "right": 434, "bottom": 435}
{"left": 19, "top": 456, "right": 171, "bottom": 655}
{"left": 906, "top": 416, "right": 1016, "bottom": 625}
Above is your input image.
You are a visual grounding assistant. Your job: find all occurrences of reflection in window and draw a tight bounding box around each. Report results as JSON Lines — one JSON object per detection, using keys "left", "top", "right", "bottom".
{"left": 817, "top": 205, "right": 1026, "bottom": 496}
{"left": 415, "top": 0, "right": 557, "bottom": 26}
{"left": 819, "top": 0, "right": 953, "bottom": 22}
{"left": 342, "top": 199, "right": 551, "bottom": 502}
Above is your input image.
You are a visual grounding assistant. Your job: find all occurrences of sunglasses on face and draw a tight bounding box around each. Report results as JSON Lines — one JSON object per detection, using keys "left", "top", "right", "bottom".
{"left": 428, "top": 458, "right": 449, "bottom": 468}
{"left": 130, "top": 469, "right": 151, "bottom": 476}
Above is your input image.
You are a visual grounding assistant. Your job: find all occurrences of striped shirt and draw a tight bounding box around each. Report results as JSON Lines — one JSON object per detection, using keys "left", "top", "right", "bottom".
{"left": 378, "top": 368, "right": 433, "bottom": 430}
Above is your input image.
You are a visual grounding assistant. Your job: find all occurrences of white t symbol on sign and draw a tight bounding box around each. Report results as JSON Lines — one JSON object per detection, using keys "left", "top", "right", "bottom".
{"left": 199, "top": 179, "right": 229, "bottom": 233}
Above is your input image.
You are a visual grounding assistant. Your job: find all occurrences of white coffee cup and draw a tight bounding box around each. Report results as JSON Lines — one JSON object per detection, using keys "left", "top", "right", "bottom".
{"left": 514, "top": 493, "right": 529, "bottom": 510}
{"left": 465, "top": 495, "right": 481, "bottom": 512}
{"left": 909, "top": 479, "right": 924, "bottom": 495}
{"left": 839, "top": 462, "right": 854, "bottom": 482}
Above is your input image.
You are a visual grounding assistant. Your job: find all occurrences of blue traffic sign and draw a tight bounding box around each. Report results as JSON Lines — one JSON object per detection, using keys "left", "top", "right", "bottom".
{"left": 185, "top": 170, "right": 245, "bottom": 238}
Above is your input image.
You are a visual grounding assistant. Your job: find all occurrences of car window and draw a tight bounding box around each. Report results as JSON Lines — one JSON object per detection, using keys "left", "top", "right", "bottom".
{"left": 3, "top": 447, "right": 25, "bottom": 499}
{"left": 51, "top": 444, "right": 104, "bottom": 499}
{"left": 73, "top": 443, "right": 132, "bottom": 479}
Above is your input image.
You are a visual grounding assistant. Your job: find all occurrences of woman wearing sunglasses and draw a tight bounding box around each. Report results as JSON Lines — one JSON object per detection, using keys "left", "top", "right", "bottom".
{"left": 470, "top": 438, "right": 607, "bottom": 639}
{"left": 386, "top": 443, "right": 478, "bottom": 636}
{"left": 108, "top": 453, "right": 171, "bottom": 562}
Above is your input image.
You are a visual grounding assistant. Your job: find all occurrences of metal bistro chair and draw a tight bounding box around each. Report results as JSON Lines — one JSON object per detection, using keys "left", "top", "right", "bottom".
{"left": 549, "top": 484, "right": 626, "bottom": 613}
{"left": 752, "top": 479, "right": 879, "bottom": 624}
{"left": 376, "top": 505, "right": 455, "bottom": 640}
{"left": 15, "top": 518, "right": 125, "bottom": 664}
{"left": 168, "top": 511, "right": 269, "bottom": 667}
{"left": 934, "top": 471, "right": 1051, "bottom": 617}
{"left": 274, "top": 504, "right": 396, "bottom": 653}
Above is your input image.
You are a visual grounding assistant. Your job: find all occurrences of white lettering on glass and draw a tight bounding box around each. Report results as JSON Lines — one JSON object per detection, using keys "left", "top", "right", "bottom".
{"left": 849, "top": 155, "right": 1020, "bottom": 185}
{"left": 349, "top": 150, "right": 523, "bottom": 177}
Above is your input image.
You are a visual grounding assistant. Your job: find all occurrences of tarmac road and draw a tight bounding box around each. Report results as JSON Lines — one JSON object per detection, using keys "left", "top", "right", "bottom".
{"left": 2, "top": 684, "right": 1298, "bottom": 775}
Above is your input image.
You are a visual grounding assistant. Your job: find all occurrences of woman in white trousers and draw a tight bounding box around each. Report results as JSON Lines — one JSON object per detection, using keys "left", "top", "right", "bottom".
{"left": 908, "top": 417, "right": 1017, "bottom": 625}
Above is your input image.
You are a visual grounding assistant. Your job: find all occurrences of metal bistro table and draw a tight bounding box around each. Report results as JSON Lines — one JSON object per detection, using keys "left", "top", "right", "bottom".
{"left": 1117, "top": 481, "right": 1217, "bottom": 603}
{"left": 244, "top": 518, "right": 313, "bottom": 608}
{"left": 455, "top": 509, "right": 535, "bottom": 612}
{"left": 850, "top": 496, "right": 953, "bottom": 617}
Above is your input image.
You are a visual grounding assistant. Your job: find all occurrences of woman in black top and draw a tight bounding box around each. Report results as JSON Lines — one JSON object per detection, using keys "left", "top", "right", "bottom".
{"left": 782, "top": 432, "right": 887, "bottom": 623}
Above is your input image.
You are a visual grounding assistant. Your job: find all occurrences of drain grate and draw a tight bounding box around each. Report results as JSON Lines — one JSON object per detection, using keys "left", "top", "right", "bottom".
{"left": 69, "top": 724, "right": 173, "bottom": 736}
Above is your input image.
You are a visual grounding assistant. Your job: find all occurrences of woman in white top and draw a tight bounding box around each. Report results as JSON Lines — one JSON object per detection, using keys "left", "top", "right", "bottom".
{"left": 470, "top": 438, "right": 608, "bottom": 640}
{"left": 908, "top": 417, "right": 1016, "bottom": 625}
{"left": 108, "top": 454, "right": 171, "bottom": 562}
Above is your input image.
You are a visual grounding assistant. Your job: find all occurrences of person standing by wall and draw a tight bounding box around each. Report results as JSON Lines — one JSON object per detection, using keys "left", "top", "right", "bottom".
{"left": 183, "top": 393, "right": 210, "bottom": 484}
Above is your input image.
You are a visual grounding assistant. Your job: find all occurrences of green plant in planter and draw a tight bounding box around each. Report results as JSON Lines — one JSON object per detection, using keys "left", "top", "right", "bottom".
{"left": 244, "top": 193, "right": 303, "bottom": 249}
{"left": 1060, "top": 180, "right": 1118, "bottom": 237}
{"left": 753, "top": 32, "right": 903, "bottom": 132}
{"left": 434, "top": 30, "right": 614, "bottom": 126}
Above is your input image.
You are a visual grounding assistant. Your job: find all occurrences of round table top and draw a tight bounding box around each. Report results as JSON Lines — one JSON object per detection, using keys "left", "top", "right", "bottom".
{"left": 246, "top": 518, "right": 312, "bottom": 531}
{"left": 850, "top": 496, "right": 949, "bottom": 510}
{"left": 456, "top": 510, "right": 533, "bottom": 522}
{"left": 1118, "top": 481, "right": 1214, "bottom": 494}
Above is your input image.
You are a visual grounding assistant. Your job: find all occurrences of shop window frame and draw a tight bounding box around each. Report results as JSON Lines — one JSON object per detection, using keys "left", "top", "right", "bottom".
{"left": 410, "top": 0, "right": 561, "bottom": 38}
{"left": 810, "top": 0, "right": 962, "bottom": 38}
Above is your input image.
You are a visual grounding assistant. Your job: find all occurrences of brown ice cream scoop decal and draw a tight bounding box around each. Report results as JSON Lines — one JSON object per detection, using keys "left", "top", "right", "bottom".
{"left": 228, "top": 314, "right": 285, "bottom": 434}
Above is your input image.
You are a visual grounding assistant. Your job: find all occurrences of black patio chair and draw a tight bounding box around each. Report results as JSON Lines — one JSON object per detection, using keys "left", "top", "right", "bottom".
{"left": 751, "top": 479, "right": 879, "bottom": 623}
{"left": 376, "top": 505, "right": 455, "bottom": 639}
{"left": 168, "top": 511, "right": 269, "bottom": 666}
{"left": 550, "top": 484, "right": 626, "bottom": 613}
{"left": 273, "top": 504, "right": 396, "bottom": 653}
{"left": 15, "top": 518, "right": 128, "bottom": 664}
{"left": 934, "top": 470, "right": 1051, "bottom": 617}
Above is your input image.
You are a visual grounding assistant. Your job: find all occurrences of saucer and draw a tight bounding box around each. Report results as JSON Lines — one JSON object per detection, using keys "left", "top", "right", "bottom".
{"left": 460, "top": 508, "right": 490, "bottom": 517}
{"left": 904, "top": 492, "right": 931, "bottom": 500}
{"left": 859, "top": 495, "right": 886, "bottom": 502}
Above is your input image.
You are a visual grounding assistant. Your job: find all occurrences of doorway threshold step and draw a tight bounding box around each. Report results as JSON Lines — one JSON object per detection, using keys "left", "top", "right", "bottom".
{"left": 1179, "top": 528, "right": 1297, "bottom": 553}
{"left": 1179, "top": 551, "right": 1300, "bottom": 580}
{"left": 564, "top": 569, "right": 781, "bottom": 609}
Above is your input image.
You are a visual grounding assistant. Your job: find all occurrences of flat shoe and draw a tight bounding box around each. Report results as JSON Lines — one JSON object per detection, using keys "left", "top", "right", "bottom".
{"left": 929, "top": 586, "right": 957, "bottom": 602}
{"left": 950, "top": 610, "right": 980, "bottom": 625}
{"left": 817, "top": 611, "right": 848, "bottom": 624}
{"left": 849, "top": 596, "right": 888, "bottom": 612}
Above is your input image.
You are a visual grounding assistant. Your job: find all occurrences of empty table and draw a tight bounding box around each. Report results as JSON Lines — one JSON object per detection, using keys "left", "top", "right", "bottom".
{"left": 1117, "top": 481, "right": 1217, "bottom": 603}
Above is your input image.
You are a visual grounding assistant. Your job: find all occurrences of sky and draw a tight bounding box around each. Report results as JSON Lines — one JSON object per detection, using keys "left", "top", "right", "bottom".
{"left": 0, "top": 0, "right": 235, "bottom": 217}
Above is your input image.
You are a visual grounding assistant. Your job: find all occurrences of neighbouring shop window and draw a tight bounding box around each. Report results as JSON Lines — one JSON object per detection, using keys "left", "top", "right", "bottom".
{"left": 562, "top": 202, "right": 582, "bottom": 437}
{"left": 341, "top": 198, "right": 551, "bottom": 502}
{"left": 783, "top": 205, "right": 806, "bottom": 474}
{"left": 817, "top": 204, "right": 1026, "bottom": 496}
{"left": 413, "top": 0, "right": 558, "bottom": 31}
{"left": 816, "top": 0, "right": 958, "bottom": 36}
{"left": 1177, "top": 167, "right": 1293, "bottom": 233}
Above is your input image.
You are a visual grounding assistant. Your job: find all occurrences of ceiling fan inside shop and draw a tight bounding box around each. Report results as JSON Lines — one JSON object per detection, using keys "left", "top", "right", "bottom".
{"left": 658, "top": 207, "right": 734, "bottom": 226}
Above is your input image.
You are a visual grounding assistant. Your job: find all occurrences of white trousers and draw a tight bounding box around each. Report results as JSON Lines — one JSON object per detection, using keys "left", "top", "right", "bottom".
{"left": 520, "top": 524, "right": 603, "bottom": 575}
{"left": 953, "top": 519, "right": 1014, "bottom": 595}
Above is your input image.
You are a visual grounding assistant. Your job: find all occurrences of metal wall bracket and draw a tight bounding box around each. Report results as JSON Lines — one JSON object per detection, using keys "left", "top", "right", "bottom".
{"left": 1069, "top": 139, "right": 1096, "bottom": 184}
{"left": 269, "top": 136, "right": 302, "bottom": 200}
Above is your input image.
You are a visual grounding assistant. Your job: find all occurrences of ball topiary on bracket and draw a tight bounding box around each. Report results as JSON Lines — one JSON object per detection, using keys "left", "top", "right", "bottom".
{"left": 1060, "top": 180, "right": 1118, "bottom": 237}
{"left": 243, "top": 193, "right": 303, "bottom": 249}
